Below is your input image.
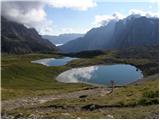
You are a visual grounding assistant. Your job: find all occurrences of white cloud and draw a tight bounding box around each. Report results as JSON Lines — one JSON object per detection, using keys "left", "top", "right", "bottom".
{"left": 93, "top": 12, "right": 124, "bottom": 27}
{"left": 1, "top": 1, "right": 54, "bottom": 35}
{"left": 37, "top": 19, "right": 55, "bottom": 35}
{"left": 1, "top": 1, "right": 159, "bottom": 35}
{"left": 45, "top": 0, "right": 96, "bottom": 11}
{"left": 31, "top": 58, "right": 55, "bottom": 66}
{"left": 94, "top": 9, "right": 158, "bottom": 27}
{"left": 56, "top": 66, "right": 98, "bottom": 83}
{"left": 2, "top": 1, "right": 46, "bottom": 26}
{"left": 1, "top": 0, "right": 96, "bottom": 35}
{"left": 129, "top": 9, "right": 159, "bottom": 18}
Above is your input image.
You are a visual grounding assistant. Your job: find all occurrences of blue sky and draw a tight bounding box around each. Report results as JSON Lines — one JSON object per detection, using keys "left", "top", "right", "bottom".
{"left": 43, "top": 1, "right": 158, "bottom": 35}
{"left": 2, "top": 0, "right": 159, "bottom": 35}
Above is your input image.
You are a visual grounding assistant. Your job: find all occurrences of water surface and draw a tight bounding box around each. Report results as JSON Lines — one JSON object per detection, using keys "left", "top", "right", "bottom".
{"left": 56, "top": 64, "right": 143, "bottom": 86}
{"left": 55, "top": 44, "right": 63, "bottom": 46}
{"left": 32, "top": 57, "right": 77, "bottom": 66}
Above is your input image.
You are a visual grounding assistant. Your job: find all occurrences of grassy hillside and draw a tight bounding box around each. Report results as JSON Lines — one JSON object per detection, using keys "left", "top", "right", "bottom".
{"left": 2, "top": 47, "right": 158, "bottom": 100}
{"left": 66, "top": 47, "right": 158, "bottom": 76}
{"left": 2, "top": 74, "right": 159, "bottom": 118}
{"left": 1, "top": 53, "right": 90, "bottom": 100}
{"left": 1, "top": 50, "right": 158, "bottom": 118}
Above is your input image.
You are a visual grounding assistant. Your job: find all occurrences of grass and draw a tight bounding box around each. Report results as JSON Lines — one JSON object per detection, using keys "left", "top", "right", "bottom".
{"left": 66, "top": 49, "right": 158, "bottom": 76}
{"left": 42, "top": 74, "right": 158, "bottom": 107}
{"left": 1, "top": 51, "right": 159, "bottom": 119}
{"left": 2, "top": 75, "right": 159, "bottom": 119}
{"left": 2, "top": 105, "right": 158, "bottom": 119}
{"left": 1, "top": 51, "right": 158, "bottom": 100}
{"left": 1, "top": 53, "right": 91, "bottom": 100}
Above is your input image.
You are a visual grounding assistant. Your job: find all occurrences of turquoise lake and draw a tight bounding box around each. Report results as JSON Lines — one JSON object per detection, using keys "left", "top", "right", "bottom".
{"left": 32, "top": 57, "right": 77, "bottom": 66}
{"left": 56, "top": 64, "right": 143, "bottom": 86}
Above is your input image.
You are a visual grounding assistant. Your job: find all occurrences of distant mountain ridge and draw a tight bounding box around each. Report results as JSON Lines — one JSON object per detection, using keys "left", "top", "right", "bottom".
{"left": 59, "top": 15, "right": 159, "bottom": 53}
{"left": 42, "top": 33, "right": 84, "bottom": 45}
{"left": 110, "top": 16, "right": 159, "bottom": 49}
{"left": 1, "top": 17, "right": 57, "bottom": 53}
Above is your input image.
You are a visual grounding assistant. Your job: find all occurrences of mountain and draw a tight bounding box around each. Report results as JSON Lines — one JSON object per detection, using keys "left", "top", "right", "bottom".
{"left": 42, "top": 33, "right": 84, "bottom": 46}
{"left": 59, "top": 16, "right": 159, "bottom": 53}
{"left": 59, "top": 20, "right": 117, "bottom": 52}
{"left": 1, "top": 17, "right": 57, "bottom": 54}
{"left": 110, "top": 16, "right": 159, "bottom": 49}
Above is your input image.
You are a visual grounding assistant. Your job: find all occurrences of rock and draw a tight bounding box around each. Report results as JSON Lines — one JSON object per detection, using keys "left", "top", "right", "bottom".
{"left": 107, "top": 114, "right": 114, "bottom": 119}
{"left": 39, "top": 99, "right": 47, "bottom": 104}
{"left": 81, "top": 104, "right": 101, "bottom": 111}
{"left": 28, "top": 114, "right": 38, "bottom": 119}
{"left": 14, "top": 113, "right": 23, "bottom": 119}
{"left": 8, "top": 115, "right": 15, "bottom": 119}
{"left": 61, "top": 113, "right": 70, "bottom": 116}
{"left": 79, "top": 95, "right": 88, "bottom": 99}
{"left": 90, "top": 104, "right": 96, "bottom": 110}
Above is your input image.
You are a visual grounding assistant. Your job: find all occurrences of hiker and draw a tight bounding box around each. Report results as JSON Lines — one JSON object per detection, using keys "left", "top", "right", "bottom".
{"left": 110, "top": 80, "right": 114, "bottom": 93}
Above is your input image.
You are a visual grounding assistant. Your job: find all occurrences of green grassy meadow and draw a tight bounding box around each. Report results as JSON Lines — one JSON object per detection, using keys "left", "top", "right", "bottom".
{"left": 1, "top": 53, "right": 90, "bottom": 100}
{"left": 1, "top": 51, "right": 159, "bottom": 118}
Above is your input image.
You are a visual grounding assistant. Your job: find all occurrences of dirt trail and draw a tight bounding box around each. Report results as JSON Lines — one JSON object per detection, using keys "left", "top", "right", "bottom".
{"left": 3, "top": 74, "right": 157, "bottom": 111}
{"left": 2, "top": 87, "right": 111, "bottom": 111}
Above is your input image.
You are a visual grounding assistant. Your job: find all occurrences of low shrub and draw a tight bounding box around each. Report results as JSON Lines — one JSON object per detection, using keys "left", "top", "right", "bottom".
{"left": 143, "top": 90, "right": 159, "bottom": 98}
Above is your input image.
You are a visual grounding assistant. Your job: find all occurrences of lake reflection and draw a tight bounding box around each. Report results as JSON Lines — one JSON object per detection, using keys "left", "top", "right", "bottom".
{"left": 56, "top": 64, "right": 143, "bottom": 86}
{"left": 32, "top": 57, "right": 77, "bottom": 66}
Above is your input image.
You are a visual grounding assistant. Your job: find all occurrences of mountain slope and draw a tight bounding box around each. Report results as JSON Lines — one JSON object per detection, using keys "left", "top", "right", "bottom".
{"left": 42, "top": 33, "right": 84, "bottom": 45}
{"left": 59, "top": 20, "right": 116, "bottom": 52}
{"left": 110, "top": 16, "right": 159, "bottom": 49}
{"left": 59, "top": 16, "right": 159, "bottom": 53}
{"left": 1, "top": 17, "right": 57, "bottom": 54}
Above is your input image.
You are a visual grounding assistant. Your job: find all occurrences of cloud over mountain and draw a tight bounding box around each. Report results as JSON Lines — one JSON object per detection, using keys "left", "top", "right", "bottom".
{"left": 1, "top": 1, "right": 54, "bottom": 35}
{"left": 1, "top": 1, "right": 158, "bottom": 35}
{"left": 94, "top": 9, "right": 158, "bottom": 27}
{"left": 1, "top": 0, "right": 96, "bottom": 35}
{"left": 129, "top": 9, "right": 159, "bottom": 18}
{"left": 94, "top": 12, "right": 124, "bottom": 27}
{"left": 1, "top": 1, "right": 46, "bottom": 26}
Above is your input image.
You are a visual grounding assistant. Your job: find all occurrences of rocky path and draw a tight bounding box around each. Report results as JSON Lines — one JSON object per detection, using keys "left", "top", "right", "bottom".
{"left": 2, "top": 87, "right": 111, "bottom": 111}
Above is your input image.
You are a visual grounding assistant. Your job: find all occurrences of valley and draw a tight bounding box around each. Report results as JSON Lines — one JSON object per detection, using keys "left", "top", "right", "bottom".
{"left": 1, "top": 1, "right": 159, "bottom": 118}
{"left": 1, "top": 47, "right": 159, "bottom": 118}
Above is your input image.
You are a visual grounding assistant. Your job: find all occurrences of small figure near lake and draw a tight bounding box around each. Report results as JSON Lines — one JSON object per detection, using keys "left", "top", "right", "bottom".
{"left": 100, "top": 80, "right": 115, "bottom": 96}
{"left": 110, "top": 80, "right": 115, "bottom": 94}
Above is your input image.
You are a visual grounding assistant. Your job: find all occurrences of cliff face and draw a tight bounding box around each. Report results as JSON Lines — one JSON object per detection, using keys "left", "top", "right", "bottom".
{"left": 110, "top": 16, "right": 159, "bottom": 49}
{"left": 1, "top": 17, "right": 57, "bottom": 54}
{"left": 59, "top": 16, "right": 159, "bottom": 53}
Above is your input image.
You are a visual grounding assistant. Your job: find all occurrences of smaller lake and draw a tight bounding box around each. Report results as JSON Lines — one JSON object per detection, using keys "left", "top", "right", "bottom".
{"left": 56, "top": 64, "right": 143, "bottom": 86}
{"left": 31, "top": 57, "right": 77, "bottom": 66}
{"left": 55, "top": 43, "right": 63, "bottom": 46}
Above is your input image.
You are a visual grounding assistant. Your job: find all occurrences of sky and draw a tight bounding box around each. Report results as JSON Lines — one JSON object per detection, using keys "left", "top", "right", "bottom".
{"left": 1, "top": 0, "right": 159, "bottom": 35}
